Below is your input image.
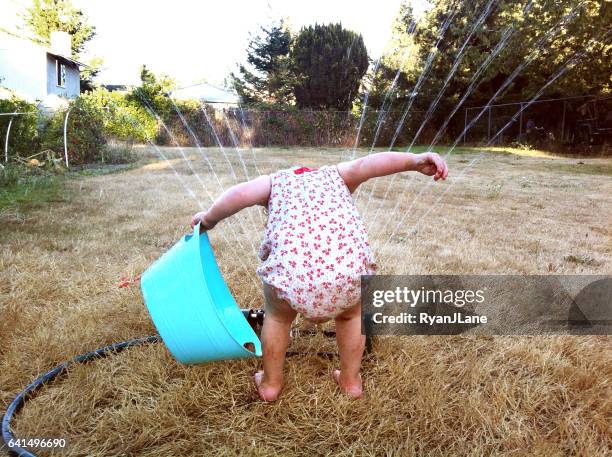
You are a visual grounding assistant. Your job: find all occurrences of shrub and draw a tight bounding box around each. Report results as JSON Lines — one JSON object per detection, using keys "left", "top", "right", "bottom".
{"left": 0, "top": 95, "right": 40, "bottom": 158}
{"left": 79, "top": 88, "right": 157, "bottom": 142}
{"left": 97, "top": 144, "right": 137, "bottom": 164}
{"left": 40, "top": 96, "right": 106, "bottom": 165}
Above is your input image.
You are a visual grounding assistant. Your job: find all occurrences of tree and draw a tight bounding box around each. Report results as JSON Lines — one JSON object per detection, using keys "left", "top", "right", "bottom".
{"left": 80, "top": 56, "right": 103, "bottom": 92}
{"left": 128, "top": 65, "right": 176, "bottom": 120}
{"left": 231, "top": 20, "right": 293, "bottom": 106}
{"left": 373, "top": 0, "right": 611, "bottom": 143}
{"left": 21, "top": 0, "right": 96, "bottom": 58}
{"left": 291, "top": 23, "right": 369, "bottom": 111}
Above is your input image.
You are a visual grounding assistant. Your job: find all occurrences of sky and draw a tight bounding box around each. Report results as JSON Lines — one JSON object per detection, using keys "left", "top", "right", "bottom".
{"left": 2, "top": 0, "right": 430, "bottom": 88}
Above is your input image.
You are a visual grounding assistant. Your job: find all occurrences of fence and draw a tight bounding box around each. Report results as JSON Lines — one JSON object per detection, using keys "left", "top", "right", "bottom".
{"left": 462, "top": 95, "right": 612, "bottom": 146}
{"left": 158, "top": 107, "right": 432, "bottom": 149}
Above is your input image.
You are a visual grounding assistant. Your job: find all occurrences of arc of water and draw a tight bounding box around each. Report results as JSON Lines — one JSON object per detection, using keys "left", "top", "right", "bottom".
{"left": 237, "top": 107, "right": 263, "bottom": 177}
{"left": 385, "top": 6, "right": 459, "bottom": 153}
{"left": 137, "top": 95, "right": 259, "bottom": 256}
{"left": 377, "top": 28, "right": 609, "bottom": 257}
{"left": 371, "top": 1, "right": 583, "bottom": 244}
{"left": 109, "top": 100, "right": 261, "bottom": 290}
{"left": 223, "top": 115, "right": 251, "bottom": 181}
{"left": 167, "top": 98, "right": 225, "bottom": 192}
{"left": 140, "top": 141, "right": 262, "bottom": 291}
{"left": 199, "top": 104, "right": 239, "bottom": 183}
{"left": 167, "top": 98, "right": 264, "bottom": 239}
{"left": 354, "top": 6, "right": 458, "bottom": 205}
{"left": 364, "top": 0, "right": 502, "bottom": 223}
{"left": 365, "top": 19, "right": 420, "bottom": 160}
{"left": 198, "top": 102, "right": 266, "bottom": 235}
{"left": 345, "top": 58, "right": 382, "bottom": 161}
{"left": 98, "top": 95, "right": 260, "bottom": 288}
{"left": 222, "top": 110, "right": 266, "bottom": 224}
{"left": 407, "top": 0, "right": 497, "bottom": 151}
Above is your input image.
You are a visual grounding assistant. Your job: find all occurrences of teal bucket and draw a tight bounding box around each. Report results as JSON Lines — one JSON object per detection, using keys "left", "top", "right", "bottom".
{"left": 141, "top": 223, "right": 262, "bottom": 364}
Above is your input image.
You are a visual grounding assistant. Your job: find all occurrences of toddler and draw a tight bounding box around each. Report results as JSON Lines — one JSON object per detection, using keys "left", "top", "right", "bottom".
{"left": 191, "top": 151, "right": 448, "bottom": 401}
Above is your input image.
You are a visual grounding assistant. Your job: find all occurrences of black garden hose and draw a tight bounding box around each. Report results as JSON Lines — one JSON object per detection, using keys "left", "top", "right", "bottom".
{"left": 1, "top": 335, "right": 160, "bottom": 457}
{"left": 2, "top": 311, "right": 370, "bottom": 456}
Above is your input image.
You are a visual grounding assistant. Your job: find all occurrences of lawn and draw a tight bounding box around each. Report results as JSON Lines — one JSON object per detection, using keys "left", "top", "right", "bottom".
{"left": 1, "top": 146, "right": 611, "bottom": 456}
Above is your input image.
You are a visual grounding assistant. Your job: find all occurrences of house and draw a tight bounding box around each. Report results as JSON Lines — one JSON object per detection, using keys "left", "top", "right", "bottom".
{"left": 0, "top": 31, "right": 85, "bottom": 110}
{"left": 171, "top": 82, "right": 241, "bottom": 110}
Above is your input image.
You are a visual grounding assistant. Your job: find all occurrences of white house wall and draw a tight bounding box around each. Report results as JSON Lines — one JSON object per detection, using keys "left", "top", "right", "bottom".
{"left": 0, "top": 33, "right": 47, "bottom": 102}
{"left": 46, "top": 54, "right": 79, "bottom": 99}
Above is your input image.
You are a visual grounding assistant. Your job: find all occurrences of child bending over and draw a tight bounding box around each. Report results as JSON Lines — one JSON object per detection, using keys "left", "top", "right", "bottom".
{"left": 191, "top": 151, "right": 448, "bottom": 401}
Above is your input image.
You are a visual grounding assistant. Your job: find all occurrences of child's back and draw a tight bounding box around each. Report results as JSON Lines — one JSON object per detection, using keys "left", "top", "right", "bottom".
{"left": 257, "top": 165, "right": 376, "bottom": 321}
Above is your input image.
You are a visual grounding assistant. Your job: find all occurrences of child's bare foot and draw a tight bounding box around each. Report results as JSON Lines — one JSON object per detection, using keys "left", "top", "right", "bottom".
{"left": 254, "top": 370, "right": 283, "bottom": 402}
{"left": 332, "top": 369, "right": 363, "bottom": 398}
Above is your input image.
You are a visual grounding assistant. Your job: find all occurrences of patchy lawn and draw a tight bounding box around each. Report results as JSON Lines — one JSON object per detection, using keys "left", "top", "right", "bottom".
{"left": 1, "top": 147, "right": 610, "bottom": 456}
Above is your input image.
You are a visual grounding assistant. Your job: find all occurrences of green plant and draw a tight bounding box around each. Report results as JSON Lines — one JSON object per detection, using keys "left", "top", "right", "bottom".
{"left": 79, "top": 88, "right": 157, "bottom": 142}
{"left": 97, "top": 144, "right": 137, "bottom": 164}
{"left": 40, "top": 97, "right": 106, "bottom": 165}
{"left": 0, "top": 96, "right": 39, "bottom": 157}
{"left": 291, "top": 23, "right": 369, "bottom": 110}
{"left": 0, "top": 163, "right": 65, "bottom": 214}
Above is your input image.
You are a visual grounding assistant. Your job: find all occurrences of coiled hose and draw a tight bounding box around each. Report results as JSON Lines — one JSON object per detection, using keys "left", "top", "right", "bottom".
{"left": 2, "top": 310, "right": 368, "bottom": 456}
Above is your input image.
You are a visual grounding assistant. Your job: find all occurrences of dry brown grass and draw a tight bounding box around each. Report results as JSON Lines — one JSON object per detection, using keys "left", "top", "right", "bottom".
{"left": 1, "top": 146, "right": 611, "bottom": 456}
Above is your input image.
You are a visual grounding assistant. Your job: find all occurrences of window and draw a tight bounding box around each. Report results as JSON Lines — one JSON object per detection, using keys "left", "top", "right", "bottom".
{"left": 56, "top": 59, "right": 66, "bottom": 87}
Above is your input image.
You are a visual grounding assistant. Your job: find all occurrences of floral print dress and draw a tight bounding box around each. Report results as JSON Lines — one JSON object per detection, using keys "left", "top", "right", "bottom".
{"left": 256, "top": 165, "right": 377, "bottom": 320}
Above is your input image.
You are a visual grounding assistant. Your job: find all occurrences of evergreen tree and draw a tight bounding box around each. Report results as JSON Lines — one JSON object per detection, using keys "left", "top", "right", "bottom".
{"left": 291, "top": 23, "right": 369, "bottom": 111}
{"left": 129, "top": 65, "right": 176, "bottom": 119}
{"left": 20, "top": 0, "right": 95, "bottom": 58}
{"left": 231, "top": 20, "right": 293, "bottom": 106}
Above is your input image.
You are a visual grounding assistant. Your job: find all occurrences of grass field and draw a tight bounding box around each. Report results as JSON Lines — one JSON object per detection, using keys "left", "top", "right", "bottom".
{"left": 1, "top": 146, "right": 611, "bottom": 456}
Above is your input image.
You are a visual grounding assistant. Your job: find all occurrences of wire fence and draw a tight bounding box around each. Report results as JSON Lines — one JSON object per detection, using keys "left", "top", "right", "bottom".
{"left": 1, "top": 94, "right": 611, "bottom": 168}
{"left": 463, "top": 95, "right": 612, "bottom": 147}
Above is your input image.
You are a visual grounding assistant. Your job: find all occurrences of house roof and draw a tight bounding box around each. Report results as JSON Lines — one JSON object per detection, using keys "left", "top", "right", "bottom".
{"left": 47, "top": 51, "right": 88, "bottom": 68}
{"left": 171, "top": 82, "right": 240, "bottom": 104}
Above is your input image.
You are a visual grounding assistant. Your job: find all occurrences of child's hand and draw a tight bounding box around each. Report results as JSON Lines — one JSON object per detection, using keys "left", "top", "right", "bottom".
{"left": 416, "top": 152, "right": 448, "bottom": 181}
{"left": 190, "top": 211, "right": 217, "bottom": 231}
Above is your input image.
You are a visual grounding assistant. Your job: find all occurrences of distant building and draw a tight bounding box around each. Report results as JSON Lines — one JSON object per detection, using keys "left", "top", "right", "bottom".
{"left": 171, "top": 82, "right": 241, "bottom": 110}
{"left": 0, "top": 31, "right": 86, "bottom": 110}
{"left": 101, "top": 84, "right": 131, "bottom": 93}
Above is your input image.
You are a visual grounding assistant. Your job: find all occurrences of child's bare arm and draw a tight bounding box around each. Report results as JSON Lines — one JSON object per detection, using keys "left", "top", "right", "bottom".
{"left": 191, "top": 175, "right": 271, "bottom": 230}
{"left": 337, "top": 151, "right": 448, "bottom": 193}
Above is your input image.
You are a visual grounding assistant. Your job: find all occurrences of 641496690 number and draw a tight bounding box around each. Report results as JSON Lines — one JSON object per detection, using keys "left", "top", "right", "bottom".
{"left": 7, "top": 437, "right": 67, "bottom": 450}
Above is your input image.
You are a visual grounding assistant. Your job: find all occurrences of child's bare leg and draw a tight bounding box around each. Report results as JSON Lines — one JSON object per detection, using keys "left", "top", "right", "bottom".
{"left": 256, "top": 284, "right": 296, "bottom": 401}
{"left": 333, "top": 303, "right": 365, "bottom": 398}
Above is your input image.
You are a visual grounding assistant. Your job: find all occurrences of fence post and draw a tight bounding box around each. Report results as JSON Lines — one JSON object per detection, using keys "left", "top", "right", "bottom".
{"left": 63, "top": 106, "right": 73, "bottom": 168}
{"left": 560, "top": 100, "right": 567, "bottom": 143}
{"left": 463, "top": 108, "right": 468, "bottom": 145}
{"left": 4, "top": 115, "right": 14, "bottom": 162}
{"left": 487, "top": 106, "right": 492, "bottom": 143}
{"left": 519, "top": 103, "right": 523, "bottom": 142}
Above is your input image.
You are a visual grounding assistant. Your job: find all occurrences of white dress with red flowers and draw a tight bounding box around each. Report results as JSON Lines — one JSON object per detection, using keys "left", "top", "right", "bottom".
{"left": 256, "top": 165, "right": 377, "bottom": 320}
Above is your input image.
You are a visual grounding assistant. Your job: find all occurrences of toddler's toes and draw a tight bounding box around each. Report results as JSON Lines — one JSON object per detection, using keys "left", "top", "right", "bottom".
{"left": 254, "top": 370, "right": 282, "bottom": 402}
{"left": 332, "top": 369, "right": 363, "bottom": 399}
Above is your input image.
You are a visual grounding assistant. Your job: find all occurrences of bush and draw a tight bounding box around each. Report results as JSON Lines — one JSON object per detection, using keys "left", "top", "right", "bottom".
{"left": 79, "top": 88, "right": 157, "bottom": 142}
{"left": 40, "top": 97, "right": 106, "bottom": 165}
{"left": 97, "top": 144, "right": 137, "bottom": 164}
{"left": 0, "top": 95, "right": 40, "bottom": 157}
